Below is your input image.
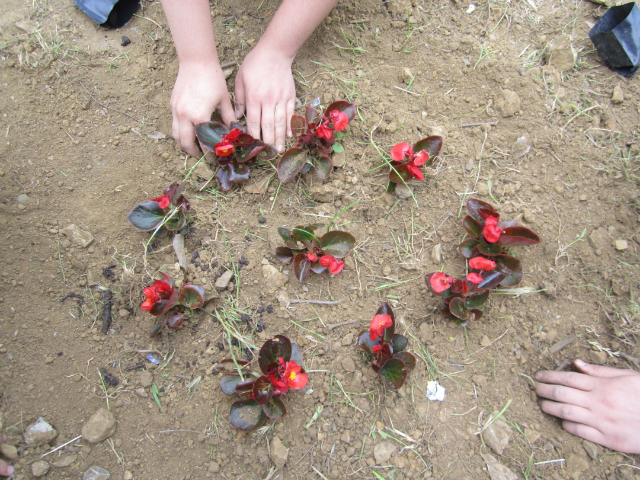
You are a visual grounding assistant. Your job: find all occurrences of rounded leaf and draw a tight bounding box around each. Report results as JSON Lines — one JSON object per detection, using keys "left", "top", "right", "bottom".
{"left": 252, "top": 376, "right": 275, "bottom": 405}
{"left": 449, "top": 297, "right": 469, "bottom": 320}
{"left": 477, "top": 271, "right": 506, "bottom": 289}
{"left": 235, "top": 380, "right": 255, "bottom": 397}
{"left": 275, "top": 246, "right": 295, "bottom": 264}
{"left": 458, "top": 238, "right": 480, "bottom": 258}
{"left": 164, "top": 207, "right": 187, "bottom": 232}
{"left": 412, "top": 136, "right": 443, "bottom": 160}
{"left": 291, "top": 115, "right": 307, "bottom": 138}
{"left": 220, "top": 375, "right": 245, "bottom": 395}
{"left": 263, "top": 396, "right": 287, "bottom": 419}
{"left": 149, "top": 322, "right": 164, "bottom": 338}
{"left": 324, "top": 100, "right": 357, "bottom": 122}
{"left": 127, "top": 201, "right": 165, "bottom": 231}
{"left": 178, "top": 283, "right": 205, "bottom": 309}
{"left": 229, "top": 399, "right": 267, "bottom": 432}
{"left": 166, "top": 310, "right": 186, "bottom": 329}
{"left": 466, "top": 198, "right": 496, "bottom": 224}
{"left": 319, "top": 231, "right": 356, "bottom": 258}
{"left": 388, "top": 164, "right": 412, "bottom": 184}
{"left": 277, "top": 148, "right": 308, "bottom": 183}
{"left": 378, "top": 357, "right": 408, "bottom": 391}
{"left": 499, "top": 227, "right": 541, "bottom": 247}
{"left": 469, "top": 308, "right": 484, "bottom": 322}
{"left": 292, "top": 225, "right": 318, "bottom": 244}
{"left": 499, "top": 268, "right": 524, "bottom": 287}
{"left": 293, "top": 252, "right": 311, "bottom": 283}
{"left": 215, "top": 163, "right": 250, "bottom": 191}
{"left": 393, "top": 351, "right": 416, "bottom": 373}
{"left": 462, "top": 215, "right": 482, "bottom": 238}
{"left": 277, "top": 228, "right": 292, "bottom": 242}
{"left": 258, "top": 335, "right": 292, "bottom": 374}
{"left": 495, "top": 254, "right": 522, "bottom": 275}
{"left": 465, "top": 289, "right": 490, "bottom": 309}
{"left": 311, "top": 149, "right": 333, "bottom": 179}
{"left": 390, "top": 334, "right": 408, "bottom": 353}
{"left": 305, "top": 106, "right": 321, "bottom": 125}
{"left": 195, "top": 121, "right": 229, "bottom": 150}
{"left": 477, "top": 242, "right": 503, "bottom": 256}
{"left": 357, "top": 329, "right": 377, "bottom": 355}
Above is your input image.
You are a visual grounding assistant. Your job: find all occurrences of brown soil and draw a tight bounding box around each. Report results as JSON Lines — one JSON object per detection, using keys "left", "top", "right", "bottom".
{"left": 1, "top": 0, "right": 639, "bottom": 478}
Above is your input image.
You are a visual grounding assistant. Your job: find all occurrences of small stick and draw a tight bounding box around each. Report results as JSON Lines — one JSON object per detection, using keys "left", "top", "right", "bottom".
{"left": 620, "top": 352, "right": 640, "bottom": 367}
{"left": 40, "top": 435, "right": 82, "bottom": 458}
{"left": 554, "top": 359, "right": 572, "bottom": 371}
{"left": 326, "top": 319, "right": 358, "bottom": 330}
{"left": 101, "top": 289, "right": 112, "bottom": 334}
{"left": 311, "top": 465, "right": 329, "bottom": 480}
{"left": 80, "top": 82, "right": 152, "bottom": 124}
{"left": 290, "top": 298, "right": 345, "bottom": 305}
{"left": 461, "top": 121, "right": 499, "bottom": 127}
{"left": 220, "top": 61, "right": 238, "bottom": 69}
{"left": 158, "top": 429, "right": 202, "bottom": 434}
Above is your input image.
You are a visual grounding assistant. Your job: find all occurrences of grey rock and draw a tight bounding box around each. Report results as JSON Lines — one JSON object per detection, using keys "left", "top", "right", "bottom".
{"left": 341, "top": 356, "right": 356, "bottom": 372}
{"left": 589, "top": 349, "right": 607, "bottom": 364}
{"left": 0, "top": 443, "right": 18, "bottom": 460}
{"left": 52, "top": 453, "right": 77, "bottom": 468}
{"left": 262, "top": 265, "right": 288, "bottom": 293}
{"left": 138, "top": 370, "right": 153, "bottom": 388}
{"left": 495, "top": 90, "right": 520, "bottom": 117}
{"left": 373, "top": 441, "right": 396, "bottom": 464}
{"left": 395, "top": 183, "right": 412, "bottom": 199}
{"left": 545, "top": 35, "right": 576, "bottom": 72}
{"left": 276, "top": 291, "right": 290, "bottom": 305}
{"left": 615, "top": 239, "right": 628, "bottom": 250}
{"left": 482, "top": 453, "right": 518, "bottom": 480}
{"left": 588, "top": 227, "right": 610, "bottom": 252}
{"left": 612, "top": 84, "right": 624, "bottom": 104}
{"left": 270, "top": 436, "right": 289, "bottom": 469}
{"left": 208, "top": 462, "right": 220, "bottom": 473}
{"left": 482, "top": 418, "right": 512, "bottom": 455}
{"left": 543, "top": 280, "right": 557, "bottom": 298}
{"left": 582, "top": 439, "right": 600, "bottom": 460}
{"left": 308, "top": 184, "right": 336, "bottom": 203}
{"left": 31, "top": 460, "right": 50, "bottom": 477}
{"left": 83, "top": 466, "right": 111, "bottom": 480}
{"left": 17, "top": 193, "right": 30, "bottom": 204}
{"left": 81, "top": 408, "right": 116, "bottom": 444}
{"left": 61, "top": 224, "right": 94, "bottom": 248}
{"left": 215, "top": 270, "right": 234, "bottom": 291}
{"left": 24, "top": 417, "right": 58, "bottom": 446}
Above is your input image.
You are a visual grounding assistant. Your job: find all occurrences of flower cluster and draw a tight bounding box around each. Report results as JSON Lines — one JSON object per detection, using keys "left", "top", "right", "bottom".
{"left": 214, "top": 128, "right": 242, "bottom": 157}
{"left": 390, "top": 143, "right": 430, "bottom": 181}
{"left": 141, "top": 279, "right": 172, "bottom": 311}
{"left": 316, "top": 110, "right": 349, "bottom": 140}
{"left": 387, "top": 136, "right": 443, "bottom": 187}
{"left": 269, "top": 357, "right": 308, "bottom": 394}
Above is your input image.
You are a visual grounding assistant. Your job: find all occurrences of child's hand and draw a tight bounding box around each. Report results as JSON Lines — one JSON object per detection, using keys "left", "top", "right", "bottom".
{"left": 234, "top": 45, "right": 296, "bottom": 153}
{"left": 170, "top": 60, "right": 236, "bottom": 158}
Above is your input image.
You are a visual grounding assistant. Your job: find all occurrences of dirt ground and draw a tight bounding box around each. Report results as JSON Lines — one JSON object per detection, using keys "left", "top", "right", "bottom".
{"left": 1, "top": 0, "right": 640, "bottom": 478}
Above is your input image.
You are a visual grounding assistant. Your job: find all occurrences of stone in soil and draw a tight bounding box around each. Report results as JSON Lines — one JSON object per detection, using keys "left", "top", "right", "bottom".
{"left": 24, "top": 417, "right": 58, "bottom": 446}
{"left": 81, "top": 407, "right": 117, "bottom": 444}
{"left": 481, "top": 417, "right": 512, "bottom": 455}
{"left": 615, "top": 239, "right": 628, "bottom": 250}
{"left": 582, "top": 439, "right": 600, "bottom": 460}
{"left": 612, "top": 84, "right": 624, "bottom": 104}
{"left": 61, "top": 224, "right": 94, "bottom": 248}
{"left": 495, "top": 90, "right": 520, "bottom": 117}
{"left": 52, "top": 453, "right": 77, "bottom": 468}
{"left": 545, "top": 35, "right": 577, "bottom": 72}
{"left": 31, "top": 460, "right": 50, "bottom": 477}
{"left": 138, "top": 370, "right": 153, "bottom": 388}
{"left": 0, "top": 443, "right": 18, "bottom": 460}
{"left": 269, "top": 436, "right": 289, "bottom": 469}
{"left": 566, "top": 454, "right": 588, "bottom": 479}
{"left": 215, "top": 270, "right": 234, "bottom": 291}
{"left": 17, "top": 193, "right": 29, "bottom": 204}
{"left": 373, "top": 441, "right": 396, "bottom": 464}
{"left": 482, "top": 453, "right": 518, "bottom": 480}
{"left": 588, "top": 227, "right": 610, "bottom": 252}
{"left": 83, "top": 465, "right": 111, "bottom": 480}
{"left": 262, "top": 265, "right": 288, "bottom": 292}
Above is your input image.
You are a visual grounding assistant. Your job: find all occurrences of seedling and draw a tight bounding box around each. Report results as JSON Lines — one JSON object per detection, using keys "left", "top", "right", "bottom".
{"left": 277, "top": 100, "right": 356, "bottom": 183}
{"left": 127, "top": 181, "right": 191, "bottom": 232}
{"left": 275, "top": 224, "right": 356, "bottom": 282}
{"left": 195, "top": 121, "right": 278, "bottom": 190}
{"left": 388, "top": 136, "right": 443, "bottom": 187}
{"left": 216, "top": 335, "right": 307, "bottom": 431}
{"left": 357, "top": 303, "right": 416, "bottom": 390}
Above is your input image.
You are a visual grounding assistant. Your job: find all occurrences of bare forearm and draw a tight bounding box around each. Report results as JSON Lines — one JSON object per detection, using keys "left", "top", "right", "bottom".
{"left": 161, "top": 0, "right": 220, "bottom": 66}
{"left": 258, "top": 0, "right": 340, "bottom": 60}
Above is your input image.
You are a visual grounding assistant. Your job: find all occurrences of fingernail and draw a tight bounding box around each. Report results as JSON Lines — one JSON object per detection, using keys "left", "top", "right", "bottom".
{"left": 277, "top": 145, "right": 284, "bottom": 153}
{"left": 535, "top": 372, "right": 543, "bottom": 380}
{"left": 235, "top": 109, "right": 241, "bottom": 119}
{"left": 7, "top": 466, "right": 14, "bottom": 475}
{"left": 287, "top": 130, "right": 292, "bottom": 137}
{"left": 575, "top": 359, "right": 586, "bottom": 367}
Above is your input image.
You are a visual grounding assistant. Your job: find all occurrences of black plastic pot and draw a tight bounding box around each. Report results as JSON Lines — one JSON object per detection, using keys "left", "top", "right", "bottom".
{"left": 74, "top": 0, "right": 140, "bottom": 29}
{"left": 589, "top": 2, "right": 640, "bottom": 77}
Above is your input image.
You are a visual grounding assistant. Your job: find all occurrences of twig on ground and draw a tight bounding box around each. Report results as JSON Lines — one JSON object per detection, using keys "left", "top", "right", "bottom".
{"left": 620, "top": 352, "right": 640, "bottom": 367}
{"left": 461, "top": 121, "right": 499, "bottom": 127}
{"left": 326, "top": 319, "right": 359, "bottom": 330}
{"left": 290, "top": 298, "right": 346, "bottom": 306}
{"left": 101, "top": 289, "right": 112, "bottom": 334}
{"left": 40, "top": 435, "right": 82, "bottom": 458}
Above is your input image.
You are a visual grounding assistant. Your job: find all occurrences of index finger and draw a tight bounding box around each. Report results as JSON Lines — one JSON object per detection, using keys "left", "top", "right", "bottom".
{"left": 535, "top": 370, "right": 595, "bottom": 392}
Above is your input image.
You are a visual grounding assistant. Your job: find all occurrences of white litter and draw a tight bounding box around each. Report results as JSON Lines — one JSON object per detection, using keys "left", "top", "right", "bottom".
{"left": 426, "top": 380, "right": 446, "bottom": 401}
{"left": 466, "top": 4, "right": 476, "bottom": 13}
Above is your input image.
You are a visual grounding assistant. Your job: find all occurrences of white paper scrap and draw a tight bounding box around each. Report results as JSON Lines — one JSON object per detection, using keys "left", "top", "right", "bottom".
{"left": 426, "top": 380, "right": 446, "bottom": 402}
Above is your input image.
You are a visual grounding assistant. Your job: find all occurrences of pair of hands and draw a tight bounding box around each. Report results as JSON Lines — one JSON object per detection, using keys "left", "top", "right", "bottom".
{"left": 170, "top": 45, "right": 296, "bottom": 159}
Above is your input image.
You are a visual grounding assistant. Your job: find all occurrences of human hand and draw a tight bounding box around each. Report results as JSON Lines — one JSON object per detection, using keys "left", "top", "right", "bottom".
{"left": 170, "top": 60, "right": 236, "bottom": 158}
{"left": 536, "top": 359, "right": 640, "bottom": 454}
{"left": 0, "top": 435, "right": 15, "bottom": 477}
{"left": 234, "top": 44, "right": 296, "bottom": 153}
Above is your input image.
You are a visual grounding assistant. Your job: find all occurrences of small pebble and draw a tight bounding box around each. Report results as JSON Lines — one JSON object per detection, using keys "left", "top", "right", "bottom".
{"left": 121, "top": 36, "right": 131, "bottom": 47}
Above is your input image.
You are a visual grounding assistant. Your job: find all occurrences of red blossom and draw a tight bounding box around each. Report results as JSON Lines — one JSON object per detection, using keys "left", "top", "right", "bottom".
{"left": 469, "top": 257, "right": 496, "bottom": 271}
{"left": 226, "top": 128, "right": 241, "bottom": 142}
{"left": 391, "top": 142, "right": 412, "bottom": 161}
{"left": 406, "top": 160, "right": 424, "bottom": 181}
{"left": 369, "top": 313, "right": 392, "bottom": 341}
{"left": 391, "top": 143, "right": 430, "bottom": 181}
{"left": 430, "top": 272, "right": 453, "bottom": 293}
{"left": 316, "top": 124, "right": 333, "bottom": 140}
{"left": 306, "top": 252, "right": 318, "bottom": 262}
{"left": 141, "top": 285, "right": 161, "bottom": 311}
{"left": 413, "top": 150, "right": 430, "bottom": 166}
{"left": 150, "top": 195, "right": 170, "bottom": 209}
{"left": 319, "top": 255, "right": 344, "bottom": 274}
{"left": 215, "top": 142, "right": 234, "bottom": 157}
{"left": 483, "top": 216, "right": 502, "bottom": 243}
{"left": 466, "top": 273, "right": 484, "bottom": 284}
{"left": 319, "top": 255, "right": 335, "bottom": 267}
{"left": 372, "top": 344, "right": 383, "bottom": 354}
{"left": 282, "top": 360, "right": 308, "bottom": 389}
{"left": 329, "top": 110, "right": 348, "bottom": 130}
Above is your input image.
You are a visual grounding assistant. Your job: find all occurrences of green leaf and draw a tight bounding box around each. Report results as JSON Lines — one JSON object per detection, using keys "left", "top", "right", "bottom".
{"left": 332, "top": 143, "right": 344, "bottom": 153}
{"left": 293, "top": 252, "right": 311, "bottom": 283}
{"left": 466, "top": 198, "right": 496, "bottom": 224}
{"left": 164, "top": 207, "right": 187, "bottom": 232}
{"left": 412, "top": 135, "right": 443, "bottom": 161}
{"left": 319, "top": 231, "right": 356, "bottom": 258}
{"left": 292, "top": 225, "right": 318, "bottom": 244}
{"left": 495, "top": 254, "right": 522, "bottom": 275}
{"left": 324, "top": 100, "right": 357, "bottom": 122}
{"left": 477, "top": 242, "right": 503, "bottom": 256}
{"left": 357, "top": 329, "right": 377, "bottom": 355}
{"left": 127, "top": 201, "right": 165, "bottom": 232}
{"left": 166, "top": 310, "right": 186, "bottom": 329}
{"left": 195, "top": 121, "right": 229, "bottom": 150}
{"left": 178, "top": 283, "right": 205, "bottom": 309}
{"left": 465, "top": 289, "right": 490, "bottom": 309}
{"left": 229, "top": 399, "right": 267, "bottom": 432}
{"left": 388, "top": 164, "right": 412, "bottom": 184}
{"left": 393, "top": 351, "right": 416, "bottom": 373}
{"left": 277, "top": 228, "right": 292, "bottom": 242}
{"left": 262, "top": 396, "right": 287, "bottom": 419}
{"left": 458, "top": 238, "right": 480, "bottom": 258}
{"left": 499, "top": 227, "right": 541, "bottom": 247}
{"left": 252, "top": 376, "right": 275, "bottom": 405}
{"left": 449, "top": 297, "right": 469, "bottom": 320}
{"left": 499, "top": 268, "right": 523, "bottom": 287}
{"left": 275, "top": 246, "right": 295, "bottom": 264}
{"left": 220, "top": 375, "right": 244, "bottom": 395}
{"left": 390, "top": 334, "right": 408, "bottom": 353}
{"left": 277, "top": 148, "right": 307, "bottom": 183}
{"left": 462, "top": 215, "right": 482, "bottom": 238}
{"left": 311, "top": 149, "right": 333, "bottom": 179}
{"left": 258, "top": 335, "right": 292, "bottom": 374}
{"left": 378, "top": 357, "right": 408, "bottom": 391}
{"left": 291, "top": 114, "right": 307, "bottom": 138}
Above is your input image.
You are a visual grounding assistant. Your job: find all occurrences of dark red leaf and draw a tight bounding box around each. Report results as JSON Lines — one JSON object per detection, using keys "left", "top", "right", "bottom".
{"left": 277, "top": 148, "right": 307, "bottom": 183}
{"left": 252, "top": 376, "right": 275, "bottom": 405}
{"left": 498, "top": 227, "right": 541, "bottom": 247}
{"left": 258, "top": 335, "right": 292, "bottom": 374}
{"left": 466, "top": 198, "right": 496, "bottom": 224}
{"left": 293, "top": 252, "right": 311, "bottom": 282}
{"left": 462, "top": 215, "right": 483, "bottom": 238}
{"left": 229, "top": 399, "right": 267, "bottom": 432}
{"left": 412, "top": 136, "right": 443, "bottom": 161}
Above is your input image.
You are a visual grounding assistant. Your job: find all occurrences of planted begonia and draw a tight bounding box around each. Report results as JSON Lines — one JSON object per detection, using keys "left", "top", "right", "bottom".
{"left": 217, "top": 335, "right": 307, "bottom": 431}
{"left": 195, "top": 121, "right": 277, "bottom": 191}
{"left": 388, "top": 136, "right": 443, "bottom": 188}
{"left": 357, "top": 303, "right": 416, "bottom": 390}
{"left": 277, "top": 100, "right": 356, "bottom": 183}
{"left": 430, "top": 272, "right": 453, "bottom": 293}
{"left": 275, "top": 224, "right": 355, "bottom": 282}
{"left": 128, "top": 182, "right": 192, "bottom": 233}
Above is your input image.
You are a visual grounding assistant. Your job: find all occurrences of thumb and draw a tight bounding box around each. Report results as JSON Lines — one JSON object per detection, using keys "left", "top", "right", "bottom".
{"left": 574, "top": 359, "right": 629, "bottom": 378}
{"left": 218, "top": 94, "right": 236, "bottom": 128}
{"left": 234, "top": 73, "right": 246, "bottom": 119}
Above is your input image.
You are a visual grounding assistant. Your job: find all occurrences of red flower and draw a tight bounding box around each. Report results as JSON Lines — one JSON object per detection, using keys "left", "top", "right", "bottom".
{"left": 319, "top": 255, "right": 344, "bottom": 275}
{"left": 391, "top": 143, "right": 430, "bottom": 181}
{"left": 154, "top": 280, "right": 172, "bottom": 297}
{"left": 141, "top": 285, "right": 161, "bottom": 311}
{"left": 150, "top": 195, "right": 170, "bottom": 209}
{"left": 372, "top": 344, "right": 383, "bottom": 354}
{"left": 306, "top": 252, "right": 318, "bottom": 262}
{"left": 430, "top": 272, "right": 453, "bottom": 293}
{"left": 282, "top": 360, "right": 308, "bottom": 390}
{"left": 214, "top": 142, "right": 234, "bottom": 157}
{"left": 329, "top": 110, "right": 348, "bottom": 131}
{"left": 391, "top": 142, "right": 412, "bottom": 161}
{"left": 469, "top": 257, "right": 496, "bottom": 271}
{"left": 369, "top": 313, "right": 392, "bottom": 341}
{"left": 483, "top": 216, "right": 502, "bottom": 243}
{"left": 406, "top": 160, "right": 424, "bottom": 181}
{"left": 466, "top": 273, "right": 484, "bottom": 284}
{"left": 226, "top": 128, "right": 241, "bottom": 142}
{"left": 268, "top": 374, "right": 290, "bottom": 394}
{"left": 316, "top": 124, "right": 333, "bottom": 140}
